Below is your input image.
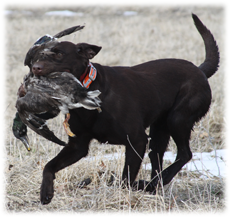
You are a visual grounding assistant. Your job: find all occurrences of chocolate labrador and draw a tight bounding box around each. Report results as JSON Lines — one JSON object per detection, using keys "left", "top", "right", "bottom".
{"left": 24, "top": 14, "right": 219, "bottom": 204}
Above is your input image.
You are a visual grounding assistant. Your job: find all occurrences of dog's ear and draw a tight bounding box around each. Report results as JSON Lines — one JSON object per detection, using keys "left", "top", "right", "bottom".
{"left": 76, "top": 43, "right": 102, "bottom": 59}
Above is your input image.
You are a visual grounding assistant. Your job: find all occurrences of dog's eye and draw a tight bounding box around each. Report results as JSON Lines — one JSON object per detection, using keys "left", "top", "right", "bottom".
{"left": 56, "top": 53, "right": 63, "bottom": 58}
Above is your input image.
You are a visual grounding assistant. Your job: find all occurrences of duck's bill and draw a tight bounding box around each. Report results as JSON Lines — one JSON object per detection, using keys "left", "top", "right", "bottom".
{"left": 19, "top": 135, "right": 31, "bottom": 151}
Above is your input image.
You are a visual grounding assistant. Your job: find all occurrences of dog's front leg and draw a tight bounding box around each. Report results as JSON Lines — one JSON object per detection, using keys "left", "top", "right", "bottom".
{"left": 122, "top": 134, "right": 147, "bottom": 188}
{"left": 40, "top": 135, "right": 91, "bottom": 205}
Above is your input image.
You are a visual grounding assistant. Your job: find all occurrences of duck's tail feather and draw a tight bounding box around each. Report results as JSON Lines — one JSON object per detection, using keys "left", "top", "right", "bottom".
{"left": 79, "top": 90, "right": 102, "bottom": 110}
{"left": 19, "top": 111, "right": 66, "bottom": 146}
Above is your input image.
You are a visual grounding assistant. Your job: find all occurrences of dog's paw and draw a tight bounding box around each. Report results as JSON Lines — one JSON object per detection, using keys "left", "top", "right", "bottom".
{"left": 40, "top": 173, "right": 54, "bottom": 205}
{"left": 132, "top": 180, "right": 156, "bottom": 193}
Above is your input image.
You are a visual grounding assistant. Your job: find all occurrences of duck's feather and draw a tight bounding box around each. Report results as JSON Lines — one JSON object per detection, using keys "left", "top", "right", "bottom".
{"left": 16, "top": 71, "right": 101, "bottom": 145}
{"left": 27, "top": 72, "right": 101, "bottom": 114}
{"left": 18, "top": 111, "right": 66, "bottom": 146}
{"left": 16, "top": 90, "right": 66, "bottom": 146}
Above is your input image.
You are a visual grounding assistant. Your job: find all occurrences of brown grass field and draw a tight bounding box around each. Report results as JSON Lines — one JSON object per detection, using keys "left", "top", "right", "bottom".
{"left": 4, "top": 5, "right": 225, "bottom": 212}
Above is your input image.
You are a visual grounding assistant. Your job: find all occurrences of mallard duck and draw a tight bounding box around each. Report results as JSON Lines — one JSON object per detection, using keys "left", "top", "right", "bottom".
{"left": 13, "top": 25, "right": 87, "bottom": 150}
{"left": 22, "top": 24, "right": 91, "bottom": 137}
{"left": 15, "top": 71, "right": 101, "bottom": 150}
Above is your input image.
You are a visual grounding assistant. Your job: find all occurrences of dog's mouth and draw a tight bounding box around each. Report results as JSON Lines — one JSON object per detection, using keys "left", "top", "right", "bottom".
{"left": 31, "top": 59, "right": 72, "bottom": 76}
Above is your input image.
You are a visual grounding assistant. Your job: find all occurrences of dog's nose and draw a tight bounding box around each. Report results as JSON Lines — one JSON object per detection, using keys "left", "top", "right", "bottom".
{"left": 32, "top": 62, "right": 44, "bottom": 75}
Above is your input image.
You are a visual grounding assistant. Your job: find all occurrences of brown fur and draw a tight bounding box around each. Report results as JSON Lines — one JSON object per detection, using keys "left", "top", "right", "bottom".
{"left": 25, "top": 14, "right": 219, "bottom": 205}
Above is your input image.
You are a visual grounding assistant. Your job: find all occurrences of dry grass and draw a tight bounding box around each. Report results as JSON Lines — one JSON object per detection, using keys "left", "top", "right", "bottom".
{"left": 4, "top": 6, "right": 225, "bottom": 212}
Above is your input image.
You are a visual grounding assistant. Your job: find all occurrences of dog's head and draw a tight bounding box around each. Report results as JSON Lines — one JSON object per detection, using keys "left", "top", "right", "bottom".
{"left": 24, "top": 26, "right": 102, "bottom": 79}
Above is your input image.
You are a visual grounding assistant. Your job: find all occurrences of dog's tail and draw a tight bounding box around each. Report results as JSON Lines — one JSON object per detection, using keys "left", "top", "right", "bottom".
{"left": 192, "top": 13, "right": 219, "bottom": 78}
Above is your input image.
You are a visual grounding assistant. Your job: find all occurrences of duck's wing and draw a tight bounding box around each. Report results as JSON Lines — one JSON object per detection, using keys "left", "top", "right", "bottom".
{"left": 16, "top": 90, "right": 60, "bottom": 116}
{"left": 16, "top": 91, "right": 66, "bottom": 146}
{"left": 18, "top": 111, "right": 66, "bottom": 146}
{"left": 53, "top": 25, "right": 84, "bottom": 39}
{"left": 26, "top": 74, "right": 60, "bottom": 97}
{"left": 46, "top": 72, "right": 102, "bottom": 110}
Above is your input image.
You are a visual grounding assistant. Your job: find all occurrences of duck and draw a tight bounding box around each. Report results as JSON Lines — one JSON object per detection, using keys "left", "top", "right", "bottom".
{"left": 14, "top": 71, "right": 101, "bottom": 150}
{"left": 13, "top": 25, "right": 88, "bottom": 150}
{"left": 15, "top": 75, "right": 66, "bottom": 149}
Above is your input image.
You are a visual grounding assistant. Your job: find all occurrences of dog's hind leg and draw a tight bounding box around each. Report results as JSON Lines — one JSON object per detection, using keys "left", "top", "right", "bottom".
{"left": 147, "top": 80, "right": 211, "bottom": 190}
{"left": 148, "top": 119, "right": 170, "bottom": 183}
{"left": 156, "top": 111, "right": 193, "bottom": 186}
{"left": 154, "top": 81, "right": 211, "bottom": 187}
{"left": 135, "top": 112, "right": 193, "bottom": 194}
{"left": 131, "top": 119, "right": 170, "bottom": 192}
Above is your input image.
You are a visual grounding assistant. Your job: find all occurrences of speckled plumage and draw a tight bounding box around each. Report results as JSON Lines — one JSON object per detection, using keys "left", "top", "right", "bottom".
{"left": 22, "top": 71, "right": 101, "bottom": 113}
{"left": 15, "top": 71, "right": 101, "bottom": 146}
{"left": 13, "top": 25, "right": 90, "bottom": 148}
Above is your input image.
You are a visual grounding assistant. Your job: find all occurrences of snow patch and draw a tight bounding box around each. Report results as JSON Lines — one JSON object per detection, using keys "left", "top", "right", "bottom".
{"left": 123, "top": 11, "right": 138, "bottom": 16}
{"left": 143, "top": 149, "right": 226, "bottom": 177}
{"left": 4, "top": 10, "right": 33, "bottom": 16}
{"left": 4, "top": 10, "right": 14, "bottom": 15}
{"left": 45, "top": 10, "right": 84, "bottom": 17}
{"left": 84, "top": 149, "right": 226, "bottom": 178}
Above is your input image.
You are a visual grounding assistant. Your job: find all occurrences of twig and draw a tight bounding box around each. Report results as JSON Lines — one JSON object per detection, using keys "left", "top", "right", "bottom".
{"left": 204, "top": 114, "right": 221, "bottom": 177}
{"left": 128, "top": 166, "right": 131, "bottom": 213}
{"left": 126, "top": 135, "right": 143, "bottom": 160}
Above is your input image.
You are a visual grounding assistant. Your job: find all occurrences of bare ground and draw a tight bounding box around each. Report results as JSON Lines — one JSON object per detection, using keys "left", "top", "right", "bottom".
{"left": 4, "top": 5, "right": 225, "bottom": 212}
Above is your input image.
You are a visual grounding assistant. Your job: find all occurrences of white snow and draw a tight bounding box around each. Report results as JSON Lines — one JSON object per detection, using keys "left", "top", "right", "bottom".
{"left": 5, "top": 9, "right": 138, "bottom": 17}
{"left": 123, "top": 11, "right": 138, "bottom": 16}
{"left": 143, "top": 149, "right": 226, "bottom": 178}
{"left": 4, "top": 10, "right": 14, "bottom": 15}
{"left": 45, "top": 10, "right": 84, "bottom": 17}
{"left": 4, "top": 10, "right": 33, "bottom": 16}
{"left": 84, "top": 149, "right": 226, "bottom": 178}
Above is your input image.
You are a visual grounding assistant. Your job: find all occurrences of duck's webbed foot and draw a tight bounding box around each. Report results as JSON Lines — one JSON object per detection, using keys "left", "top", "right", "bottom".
{"left": 63, "top": 113, "right": 76, "bottom": 137}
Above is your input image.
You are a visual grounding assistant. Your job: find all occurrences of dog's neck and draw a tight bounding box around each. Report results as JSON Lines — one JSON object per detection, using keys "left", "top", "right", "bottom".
{"left": 79, "top": 62, "right": 97, "bottom": 89}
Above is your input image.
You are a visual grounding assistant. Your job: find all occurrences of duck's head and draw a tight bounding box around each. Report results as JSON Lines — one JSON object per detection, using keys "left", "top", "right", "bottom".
{"left": 12, "top": 112, "right": 30, "bottom": 151}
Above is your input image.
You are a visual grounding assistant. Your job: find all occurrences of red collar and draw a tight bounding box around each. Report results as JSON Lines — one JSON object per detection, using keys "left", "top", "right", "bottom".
{"left": 79, "top": 62, "right": 97, "bottom": 89}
